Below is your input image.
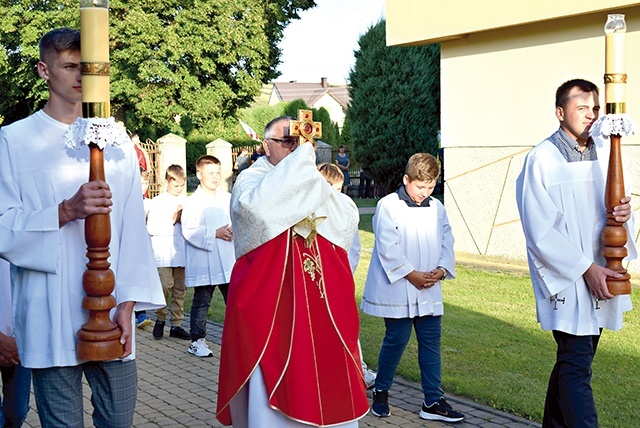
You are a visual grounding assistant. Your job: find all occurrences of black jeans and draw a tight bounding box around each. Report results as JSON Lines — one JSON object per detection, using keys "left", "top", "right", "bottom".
{"left": 543, "top": 330, "right": 601, "bottom": 428}
{"left": 190, "top": 284, "right": 229, "bottom": 341}
{"left": 358, "top": 173, "right": 372, "bottom": 198}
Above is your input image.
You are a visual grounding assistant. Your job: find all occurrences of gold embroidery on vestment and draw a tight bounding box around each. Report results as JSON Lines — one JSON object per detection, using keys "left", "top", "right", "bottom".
{"left": 303, "top": 258, "right": 317, "bottom": 281}
{"left": 301, "top": 247, "right": 325, "bottom": 299}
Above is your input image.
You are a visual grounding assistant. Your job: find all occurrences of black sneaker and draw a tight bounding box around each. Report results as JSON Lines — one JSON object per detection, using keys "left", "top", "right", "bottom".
{"left": 419, "top": 398, "right": 464, "bottom": 423}
{"left": 169, "top": 326, "right": 191, "bottom": 340}
{"left": 371, "top": 389, "right": 390, "bottom": 417}
{"left": 152, "top": 320, "right": 165, "bottom": 339}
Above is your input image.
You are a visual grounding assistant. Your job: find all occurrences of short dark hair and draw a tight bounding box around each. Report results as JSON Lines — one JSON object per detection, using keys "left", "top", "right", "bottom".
{"left": 39, "top": 28, "right": 80, "bottom": 61}
{"left": 555, "top": 79, "right": 599, "bottom": 108}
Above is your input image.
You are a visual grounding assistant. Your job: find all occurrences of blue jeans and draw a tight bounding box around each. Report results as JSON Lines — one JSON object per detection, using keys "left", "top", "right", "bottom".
{"left": 32, "top": 360, "right": 137, "bottom": 428}
{"left": 190, "top": 284, "right": 228, "bottom": 341}
{"left": 0, "top": 363, "right": 31, "bottom": 427}
{"left": 374, "top": 315, "right": 443, "bottom": 404}
{"left": 543, "top": 330, "right": 601, "bottom": 428}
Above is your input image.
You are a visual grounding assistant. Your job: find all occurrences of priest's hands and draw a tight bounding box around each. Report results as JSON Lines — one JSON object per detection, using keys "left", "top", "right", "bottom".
{"left": 0, "top": 332, "right": 20, "bottom": 366}
{"left": 584, "top": 263, "right": 620, "bottom": 300}
{"left": 406, "top": 269, "right": 445, "bottom": 290}
{"left": 114, "top": 301, "right": 135, "bottom": 358}
{"left": 59, "top": 180, "right": 113, "bottom": 227}
{"left": 216, "top": 224, "right": 233, "bottom": 241}
{"left": 612, "top": 196, "right": 632, "bottom": 223}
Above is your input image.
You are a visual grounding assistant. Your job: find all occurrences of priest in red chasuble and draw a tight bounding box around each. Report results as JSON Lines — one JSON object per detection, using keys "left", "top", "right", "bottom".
{"left": 216, "top": 116, "right": 369, "bottom": 427}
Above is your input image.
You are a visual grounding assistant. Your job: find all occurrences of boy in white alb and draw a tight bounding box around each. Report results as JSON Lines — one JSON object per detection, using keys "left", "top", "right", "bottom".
{"left": 182, "top": 155, "right": 235, "bottom": 357}
{"left": 317, "top": 163, "right": 377, "bottom": 388}
{"left": 147, "top": 165, "right": 190, "bottom": 340}
{"left": 362, "top": 153, "right": 463, "bottom": 423}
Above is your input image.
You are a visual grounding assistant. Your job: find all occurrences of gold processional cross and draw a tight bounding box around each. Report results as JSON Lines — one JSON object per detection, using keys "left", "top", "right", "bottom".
{"left": 289, "top": 109, "right": 322, "bottom": 146}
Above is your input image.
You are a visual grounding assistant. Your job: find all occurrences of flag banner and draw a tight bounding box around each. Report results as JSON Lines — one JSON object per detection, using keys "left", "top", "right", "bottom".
{"left": 239, "top": 119, "right": 260, "bottom": 141}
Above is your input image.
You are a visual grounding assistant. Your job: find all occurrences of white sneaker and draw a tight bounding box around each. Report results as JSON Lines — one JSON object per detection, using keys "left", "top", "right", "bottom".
{"left": 188, "top": 338, "right": 213, "bottom": 357}
{"left": 364, "top": 368, "right": 377, "bottom": 389}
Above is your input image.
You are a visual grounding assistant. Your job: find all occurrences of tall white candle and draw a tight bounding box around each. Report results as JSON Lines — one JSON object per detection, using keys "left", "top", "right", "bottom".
{"left": 604, "top": 14, "right": 626, "bottom": 105}
{"left": 80, "top": 2, "right": 109, "bottom": 107}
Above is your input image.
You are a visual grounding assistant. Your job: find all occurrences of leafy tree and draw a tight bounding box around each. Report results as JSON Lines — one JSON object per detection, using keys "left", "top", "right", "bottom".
{"left": 339, "top": 113, "right": 352, "bottom": 148}
{"left": 313, "top": 106, "right": 339, "bottom": 147}
{"left": 283, "top": 98, "right": 308, "bottom": 118}
{"left": 0, "top": 0, "right": 316, "bottom": 138}
{"left": 347, "top": 20, "right": 440, "bottom": 195}
{"left": 282, "top": 100, "right": 339, "bottom": 146}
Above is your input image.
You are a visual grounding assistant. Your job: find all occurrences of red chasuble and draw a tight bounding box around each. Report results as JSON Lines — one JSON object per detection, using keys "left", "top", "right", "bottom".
{"left": 216, "top": 230, "right": 369, "bottom": 426}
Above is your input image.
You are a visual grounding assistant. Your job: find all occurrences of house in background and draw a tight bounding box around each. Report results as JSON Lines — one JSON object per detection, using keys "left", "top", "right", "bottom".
{"left": 386, "top": 0, "right": 640, "bottom": 273}
{"left": 268, "top": 77, "right": 349, "bottom": 130}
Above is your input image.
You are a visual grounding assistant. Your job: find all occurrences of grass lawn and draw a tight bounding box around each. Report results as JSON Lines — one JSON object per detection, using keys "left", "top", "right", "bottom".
{"left": 353, "top": 197, "right": 378, "bottom": 208}
{"left": 189, "top": 212, "right": 640, "bottom": 427}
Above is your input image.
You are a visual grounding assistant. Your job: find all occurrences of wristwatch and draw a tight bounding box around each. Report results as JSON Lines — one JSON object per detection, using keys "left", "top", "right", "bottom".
{"left": 438, "top": 266, "right": 448, "bottom": 280}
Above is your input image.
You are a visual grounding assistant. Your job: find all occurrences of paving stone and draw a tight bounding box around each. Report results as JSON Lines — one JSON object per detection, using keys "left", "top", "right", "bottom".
{"left": 21, "top": 316, "right": 542, "bottom": 427}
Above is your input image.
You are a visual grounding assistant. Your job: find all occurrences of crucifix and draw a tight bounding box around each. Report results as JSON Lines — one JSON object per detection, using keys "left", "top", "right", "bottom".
{"left": 289, "top": 109, "right": 322, "bottom": 146}
{"left": 549, "top": 295, "right": 566, "bottom": 310}
{"left": 595, "top": 298, "right": 604, "bottom": 310}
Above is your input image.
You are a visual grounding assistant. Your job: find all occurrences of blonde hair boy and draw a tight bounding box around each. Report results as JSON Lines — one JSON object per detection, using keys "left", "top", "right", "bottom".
{"left": 317, "top": 163, "right": 344, "bottom": 191}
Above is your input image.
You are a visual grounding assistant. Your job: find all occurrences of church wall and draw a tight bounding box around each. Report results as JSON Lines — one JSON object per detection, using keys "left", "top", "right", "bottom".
{"left": 435, "top": 8, "right": 640, "bottom": 274}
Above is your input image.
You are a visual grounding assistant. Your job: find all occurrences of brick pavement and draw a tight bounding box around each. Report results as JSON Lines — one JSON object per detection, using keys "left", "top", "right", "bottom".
{"left": 22, "top": 317, "right": 540, "bottom": 428}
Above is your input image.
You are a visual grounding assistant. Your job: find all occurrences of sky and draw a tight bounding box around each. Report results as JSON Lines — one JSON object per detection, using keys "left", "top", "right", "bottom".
{"left": 276, "top": 0, "right": 386, "bottom": 85}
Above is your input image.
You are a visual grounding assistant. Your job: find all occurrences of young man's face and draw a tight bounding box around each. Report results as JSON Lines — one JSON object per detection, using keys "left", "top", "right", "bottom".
{"left": 196, "top": 163, "right": 221, "bottom": 192}
{"left": 167, "top": 178, "right": 185, "bottom": 196}
{"left": 556, "top": 88, "right": 600, "bottom": 145}
{"left": 38, "top": 49, "right": 82, "bottom": 105}
{"left": 403, "top": 176, "right": 436, "bottom": 205}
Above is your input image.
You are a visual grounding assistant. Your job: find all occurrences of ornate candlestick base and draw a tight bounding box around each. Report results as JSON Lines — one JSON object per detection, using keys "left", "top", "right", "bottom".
{"left": 601, "top": 220, "right": 631, "bottom": 295}
{"left": 76, "top": 144, "right": 123, "bottom": 360}
{"left": 77, "top": 265, "right": 123, "bottom": 361}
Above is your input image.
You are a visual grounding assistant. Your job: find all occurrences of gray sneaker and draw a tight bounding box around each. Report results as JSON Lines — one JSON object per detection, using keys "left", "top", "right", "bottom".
{"left": 188, "top": 338, "right": 213, "bottom": 357}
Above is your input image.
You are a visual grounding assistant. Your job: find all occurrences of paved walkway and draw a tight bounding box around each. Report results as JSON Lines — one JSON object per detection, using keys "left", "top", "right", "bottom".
{"left": 23, "top": 316, "right": 540, "bottom": 428}
{"left": 22, "top": 206, "right": 541, "bottom": 427}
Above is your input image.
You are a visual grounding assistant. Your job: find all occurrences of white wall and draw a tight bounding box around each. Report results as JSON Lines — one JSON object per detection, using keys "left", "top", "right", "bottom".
{"left": 439, "top": 9, "right": 640, "bottom": 273}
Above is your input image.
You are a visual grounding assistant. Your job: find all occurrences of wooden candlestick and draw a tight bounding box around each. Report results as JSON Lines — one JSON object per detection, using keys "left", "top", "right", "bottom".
{"left": 76, "top": 0, "right": 123, "bottom": 360}
{"left": 76, "top": 143, "right": 122, "bottom": 360}
{"left": 601, "top": 14, "right": 631, "bottom": 295}
{"left": 601, "top": 134, "right": 631, "bottom": 295}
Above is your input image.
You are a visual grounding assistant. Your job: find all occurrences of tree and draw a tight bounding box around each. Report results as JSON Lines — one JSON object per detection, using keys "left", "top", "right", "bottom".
{"left": 313, "top": 106, "right": 339, "bottom": 147}
{"left": 0, "top": 0, "right": 316, "bottom": 139}
{"left": 346, "top": 20, "right": 440, "bottom": 195}
{"left": 282, "top": 99, "right": 339, "bottom": 146}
